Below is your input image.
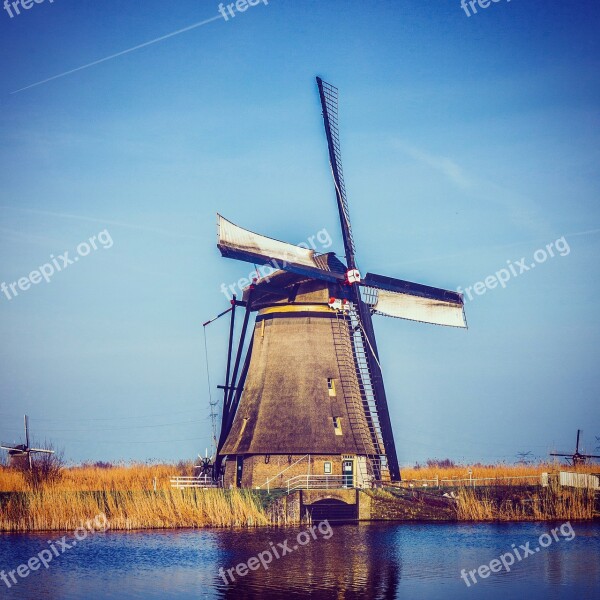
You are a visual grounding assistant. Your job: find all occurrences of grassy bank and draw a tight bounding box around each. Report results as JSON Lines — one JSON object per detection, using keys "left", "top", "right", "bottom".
{"left": 0, "top": 488, "right": 270, "bottom": 532}
{"left": 0, "top": 463, "right": 597, "bottom": 530}
{"left": 400, "top": 463, "right": 599, "bottom": 485}
{"left": 0, "top": 464, "right": 272, "bottom": 531}
{"left": 456, "top": 484, "right": 596, "bottom": 521}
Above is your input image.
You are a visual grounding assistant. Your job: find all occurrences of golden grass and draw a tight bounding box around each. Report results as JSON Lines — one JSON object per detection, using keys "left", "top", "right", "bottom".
{"left": 456, "top": 483, "right": 595, "bottom": 521}
{"left": 1, "top": 463, "right": 597, "bottom": 530}
{"left": 0, "top": 463, "right": 188, "bottom": 493}
{"left": 2, "top": 463, "right": 596, "bottom": 493}
{"left": 400, "top": 463, "right": 598, "bottom": 521}
{"left": 0, "top": 488, "right": 270, "bottom": 532}
{"left": 400, "top": 463, "right": 599, "bottom": 485}
{"left": 0, "top": 464, "right": 271, "bottom": 531}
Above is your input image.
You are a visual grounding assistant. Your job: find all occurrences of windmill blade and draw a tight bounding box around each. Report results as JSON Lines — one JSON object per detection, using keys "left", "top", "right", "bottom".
{"left": 582, "top": 454, "right": 600, "bottom": 459}
{"left": 29, "top": 449, "right": 55, "bottom": 454}
{"left": 361, "top": 272, "right": 467, "bottom": 328}
{"left": 316, "top": 78, "right": 404, "bottom": 478}
{"left": 217, "top": 214, "right": 344, "bottom": 284}
{"left": 316, "top": 77, "right": 356, "bottom": 269}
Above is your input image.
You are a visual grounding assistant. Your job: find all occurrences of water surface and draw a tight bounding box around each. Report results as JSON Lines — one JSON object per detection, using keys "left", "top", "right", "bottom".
{"left": 0, "top": 522, "right": 598, "bottom": 599}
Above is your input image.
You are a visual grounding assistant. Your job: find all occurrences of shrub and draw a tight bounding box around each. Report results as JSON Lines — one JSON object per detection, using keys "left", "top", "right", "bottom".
{"left": 20, "top": 443, "right": 64, "bottom": 489}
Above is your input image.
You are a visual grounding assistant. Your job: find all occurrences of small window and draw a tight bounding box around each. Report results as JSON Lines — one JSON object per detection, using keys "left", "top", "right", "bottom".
{"left": 333, "top": 417, "right": 342, "bottom": 436}
{"left": 324, "top": 462, "right": 332, "bottom": 474}
{"left": 327, "top": 378, "right": 336, "bottom": 397}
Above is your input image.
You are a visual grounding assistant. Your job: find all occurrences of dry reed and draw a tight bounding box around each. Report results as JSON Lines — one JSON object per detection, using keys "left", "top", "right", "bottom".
{"left": 0, "top": 488, "right": 269, "bottom": 532}
{"left": 0, "top": 463, "right": 186, "bottom": 493}
{"left": 456, "top": 482, "right": 596, "bottom": 521}
{"left": 400, "top": 463, "right": 599, "bottom": 486}
{"left": 0, "top": 464, "right": 270, "bottom": 531}
{"left": 1, "top": 463, "right": 597, "bottom": 530}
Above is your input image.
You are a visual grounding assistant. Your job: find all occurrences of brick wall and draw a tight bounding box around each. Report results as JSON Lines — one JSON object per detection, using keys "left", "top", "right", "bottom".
{"left": 222, "top": 454, "right": 350, "bottom": 489}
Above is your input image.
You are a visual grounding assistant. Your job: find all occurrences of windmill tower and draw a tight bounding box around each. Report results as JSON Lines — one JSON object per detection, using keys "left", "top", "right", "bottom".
{"left": 211, "top": 77, "right": 467, "bottom": 489}
{"left": 550, "top": 430, "right": 600, "bottom": 466}
{"left": 1, "top": 415, "right": 54, "bottom": 470}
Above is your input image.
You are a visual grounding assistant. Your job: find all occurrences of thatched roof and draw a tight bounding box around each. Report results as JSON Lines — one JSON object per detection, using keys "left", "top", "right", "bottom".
{"left": 222, "top": 279, "right": 376, "bottom": 456}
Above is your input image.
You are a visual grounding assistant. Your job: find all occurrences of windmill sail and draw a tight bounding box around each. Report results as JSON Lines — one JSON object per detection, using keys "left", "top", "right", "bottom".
{"left": 217, "top": 214, "right": 343, "bottom": 283}
{"left": 316, "top": 77, "right": 356, "bottom": 269}
{"left": 362, "top": 273, "right": 467, "bottom": 328}
{"left": 317, "top": 76, "right": 402, "bottom": 482}
{"left": 550, "top": 429, "right": 600, "bottom": 464}
{"left": 1, "top": 415, "right": 54, "bottom": 471}
{"left": 316, "top": 77, "right": 465, "bottom": 479}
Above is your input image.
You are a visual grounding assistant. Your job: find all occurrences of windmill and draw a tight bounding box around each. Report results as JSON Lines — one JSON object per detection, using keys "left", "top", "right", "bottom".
{"left": 550, "top": 429, "right": 600, "bottom": 466}
{"left": 1, "top": 415, "right": 54, "bottom": 470}
{"left": 195, "top": 449, "right": 215, "bottom": 479}
{"left": 209, "top": 77, "right": 467, "bottom": 488}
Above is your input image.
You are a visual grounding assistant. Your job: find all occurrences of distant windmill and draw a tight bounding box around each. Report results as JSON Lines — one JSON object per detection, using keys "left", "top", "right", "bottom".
{"left": 0, "top": 415, "right": 54, "bottom": 470}
{"left": 195, "top": 449, "right": 214, "bottom": 479}
{"left": 550, "top": 430, "right": 600, "bottom": 466}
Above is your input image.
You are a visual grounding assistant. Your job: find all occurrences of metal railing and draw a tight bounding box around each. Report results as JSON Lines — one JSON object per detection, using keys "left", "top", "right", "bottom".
{"left": 256, "top": 454, "right": 310, "bottom": 492}
{"left": 170, "top": 475, "right": 219, "bottom": 489}
{"left": 397, "top": 475, "right": 543, "bottom": 488}
{"left": 286, "top": 474, "right": 351, "bottom": 493}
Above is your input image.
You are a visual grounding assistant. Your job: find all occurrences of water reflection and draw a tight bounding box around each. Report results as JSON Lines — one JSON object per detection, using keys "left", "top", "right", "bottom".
{"left": 214, "top": 524, "right": 401, "bottom": 599}
{"left": 0, "top": 522, "right": 598, "bottom": 599}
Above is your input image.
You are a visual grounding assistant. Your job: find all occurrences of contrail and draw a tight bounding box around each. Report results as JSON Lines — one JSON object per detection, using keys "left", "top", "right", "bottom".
{"left": 11, "top": 14, "right": 223, "bottom": 94}
{"left": 0, "top": 206, "right": 201, "bottom": 240}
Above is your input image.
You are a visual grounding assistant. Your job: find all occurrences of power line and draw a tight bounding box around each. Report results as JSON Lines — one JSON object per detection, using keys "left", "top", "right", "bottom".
{"left": 20, "top": 418, "right": 206, "bottom": 433}
{"left": 0, "top": 408, "right": 202, "bottom": 423}
{"left": 54, "top": 436, "right": 206, "bottom": 445}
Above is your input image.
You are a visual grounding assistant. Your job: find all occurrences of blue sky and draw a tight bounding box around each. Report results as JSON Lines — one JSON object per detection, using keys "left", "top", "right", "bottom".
{"left": 0, "top": 0, "right": 599, "bottom": 466}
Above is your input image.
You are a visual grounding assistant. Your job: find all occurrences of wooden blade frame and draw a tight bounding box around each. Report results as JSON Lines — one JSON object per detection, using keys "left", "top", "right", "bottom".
{"left": 361, "top": 273, "right": 467, "bottom": 329}
{"left": 317, "top": 77, "right": 401, "bottom": 481}
{"left": 316, "top": 77, "right": 356, "bottom": 270}
{"left": 217, "top": 214, "right": 343, "bottom": 284}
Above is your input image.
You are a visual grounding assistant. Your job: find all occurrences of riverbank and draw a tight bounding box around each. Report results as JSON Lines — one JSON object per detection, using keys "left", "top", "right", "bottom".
{"left": 0, "top": 464, "right": 597, "bottom": 531}
{"left": 0, "top": 488, "right": 270, "bottom": 532}
{"left": 1, "top": 485, "right": 597, "bottom": 532}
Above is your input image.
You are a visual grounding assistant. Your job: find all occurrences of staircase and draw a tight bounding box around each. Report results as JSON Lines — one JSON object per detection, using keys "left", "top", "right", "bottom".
{"left": 331, "top": 305, "right": 389, "bottom": 483}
